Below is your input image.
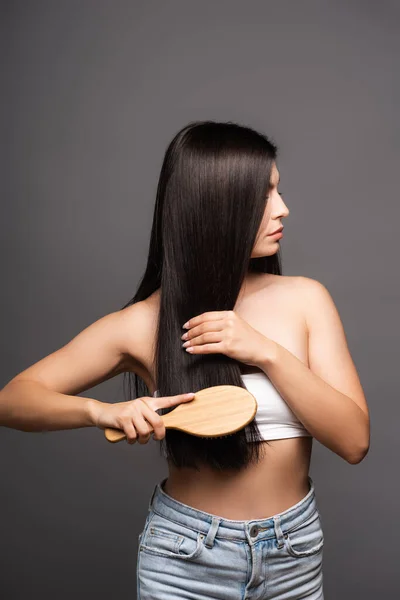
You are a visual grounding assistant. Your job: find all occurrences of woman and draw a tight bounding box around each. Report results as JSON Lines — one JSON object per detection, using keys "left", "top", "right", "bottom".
{"left": 0, "top": 120, "right": 369, "bottom": 599}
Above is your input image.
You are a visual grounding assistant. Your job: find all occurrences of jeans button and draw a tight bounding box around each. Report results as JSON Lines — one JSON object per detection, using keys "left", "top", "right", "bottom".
{"left": 250, "top": 525, "right": 259, "bottom": 537}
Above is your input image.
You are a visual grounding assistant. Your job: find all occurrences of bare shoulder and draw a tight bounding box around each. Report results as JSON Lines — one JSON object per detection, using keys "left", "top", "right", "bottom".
{"left": 276, "top": 274, "right": 304, "bottom": 290}
{"left": 263, "top": 273, "right": 329, "bottom": 299}
{"left": 258, "top": 273, "right": 301, "bottom": 289}
{"left": 292, "top": 276, "right": 336, "bottom": 324}
{"left": 258, "top": 274, "right": 328, "bottom": 335}
{"left": 294, "top": 275, "right": 328, "bottom": 291}
{"left": 256, "top": 273, "right": 305, "bottom": 300}
{"left": 267, "top": 273, "right": 309, "bottom": 327}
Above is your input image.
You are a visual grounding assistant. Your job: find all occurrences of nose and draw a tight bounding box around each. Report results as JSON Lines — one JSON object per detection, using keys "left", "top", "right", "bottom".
{"left": 273, "top": 196, "right": 289, "bottom": 219}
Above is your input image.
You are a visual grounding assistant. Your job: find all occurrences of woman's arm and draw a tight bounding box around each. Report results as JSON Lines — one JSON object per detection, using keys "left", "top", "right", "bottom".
{"left": 0, "top": 380, "right": 99, "bottom": 431}
{"left": 0, "top": 305, "right": 143, "bottom": 432}
{"left": 259, "top": 277, "right": 370, "bottom": 464}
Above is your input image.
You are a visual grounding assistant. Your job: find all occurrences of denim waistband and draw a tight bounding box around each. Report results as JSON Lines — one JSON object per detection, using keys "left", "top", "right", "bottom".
{"left": 147, "top": 475, "right": 318, "bottom": 548}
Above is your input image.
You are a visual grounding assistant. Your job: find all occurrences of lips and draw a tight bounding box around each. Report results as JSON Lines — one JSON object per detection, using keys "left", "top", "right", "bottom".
{"left": 268, "top": 226, "right": 283, "bottom": 236}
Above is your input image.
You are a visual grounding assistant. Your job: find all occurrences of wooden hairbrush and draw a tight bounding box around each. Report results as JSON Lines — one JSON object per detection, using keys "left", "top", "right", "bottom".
{"left": 104, "top": 385, "right": 257, "bottom": 443}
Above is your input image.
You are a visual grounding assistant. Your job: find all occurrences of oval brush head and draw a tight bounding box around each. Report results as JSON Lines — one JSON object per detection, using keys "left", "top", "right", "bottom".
{"left": 104, "top": 385, "right": 257, "bottom": 443}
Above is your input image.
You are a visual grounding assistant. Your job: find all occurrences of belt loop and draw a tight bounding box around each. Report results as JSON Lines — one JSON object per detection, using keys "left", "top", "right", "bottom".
{"left": 273, "top": 515, "right": 285, "bottom": 549}
{"left": 204, "top": 516, "right": 221, "bottom": 549}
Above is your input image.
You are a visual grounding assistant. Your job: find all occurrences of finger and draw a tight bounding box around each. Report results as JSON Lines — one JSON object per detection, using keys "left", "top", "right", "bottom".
{"left": 183, "top": 311, "right": 231, "bottom": 329}
{"left": 145, "top": 392, "right": 195, "bottom": 413}
{"left": 127, "top": 405, "right": 154, "bottom": 444}
{"left": 122, "top": 420, "right": 138, "bottom": 444}
{"left": 139, "top": 402, "right": 166, "bottom": 441}
{"left": 182, "top": 320, "right": 224, "bottom": 340}
{"left": 185, "top": 342, "right": 224, "bottom": 354}
{"left": 184, "top": 331, "right": 222, "bottom": 347}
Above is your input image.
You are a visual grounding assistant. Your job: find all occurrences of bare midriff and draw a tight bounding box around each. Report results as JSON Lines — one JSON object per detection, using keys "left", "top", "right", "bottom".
{"left": 163, "top": 436, "right": 313, "bottom": 520}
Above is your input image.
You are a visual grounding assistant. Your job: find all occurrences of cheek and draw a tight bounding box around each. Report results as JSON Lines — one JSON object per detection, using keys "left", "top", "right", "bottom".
{"left": 254, "top": 204, "right": 272, "bottom": 243}
{"left": 254, "top": 227, "right": 269, "bottom": 247}
{"left": 260, "top": 211, "right": 271, "bottom": 236}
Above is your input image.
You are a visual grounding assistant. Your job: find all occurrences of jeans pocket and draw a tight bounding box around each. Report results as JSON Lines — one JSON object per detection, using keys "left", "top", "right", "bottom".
{"left": 139, "top": 512, "right": 205, "bottom": 561}
{"left": 283, "top": 508, "right": 324, "bottom": 558}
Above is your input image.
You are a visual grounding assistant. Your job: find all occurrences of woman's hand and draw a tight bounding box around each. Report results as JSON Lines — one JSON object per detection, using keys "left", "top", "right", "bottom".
{"left": 89, "top": 393, "right": 195, "bottom": 444}
{"left": 181, "top": 310, "right": 277, "bottom": 367}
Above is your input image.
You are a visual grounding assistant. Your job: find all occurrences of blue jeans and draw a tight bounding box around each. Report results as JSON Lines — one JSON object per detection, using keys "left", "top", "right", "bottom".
{"left": 137, "top": 475, "right": 324, "bottom": 599}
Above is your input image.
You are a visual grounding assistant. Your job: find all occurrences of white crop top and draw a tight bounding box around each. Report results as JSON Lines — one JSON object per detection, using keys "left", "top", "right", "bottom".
{"left": 152, "top": 371, "right": 312, "bottom": 442}
{"left": 241, "top": 372, "right": 312, "bottom": 441}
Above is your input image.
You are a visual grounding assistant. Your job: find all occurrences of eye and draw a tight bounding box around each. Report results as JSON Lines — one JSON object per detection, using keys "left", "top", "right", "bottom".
{"left": 267, "top": 188, "right": 284, "bottom": 200}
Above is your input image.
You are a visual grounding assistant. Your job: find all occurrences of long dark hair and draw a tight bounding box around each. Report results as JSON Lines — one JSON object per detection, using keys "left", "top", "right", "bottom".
{"left": 121, "top": 120, "right": 281, "bottom": 472}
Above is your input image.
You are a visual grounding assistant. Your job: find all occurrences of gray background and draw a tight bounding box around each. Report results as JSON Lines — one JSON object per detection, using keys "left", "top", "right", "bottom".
{"left": 2, "top": 1, "right": 398, "bottom": 598}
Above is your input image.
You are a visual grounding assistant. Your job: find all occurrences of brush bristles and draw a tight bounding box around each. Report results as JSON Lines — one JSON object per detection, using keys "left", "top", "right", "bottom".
{"left": 201, "top": 432, "right": 235, "bottom": 439}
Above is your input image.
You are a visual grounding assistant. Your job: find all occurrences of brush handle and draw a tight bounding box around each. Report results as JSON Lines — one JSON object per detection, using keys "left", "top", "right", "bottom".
{"left": 104, "top": 385, "right": 257, "bottom": 443}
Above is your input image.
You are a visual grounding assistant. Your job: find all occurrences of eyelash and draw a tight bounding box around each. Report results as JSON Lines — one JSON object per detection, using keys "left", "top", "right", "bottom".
{"left": 269, "top": 190, "right": 284, "bottom": 198}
